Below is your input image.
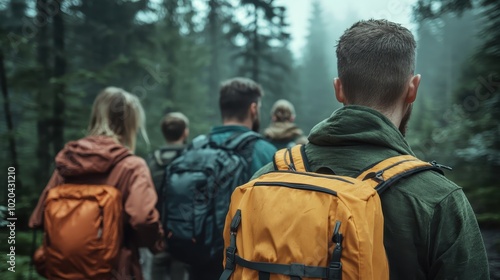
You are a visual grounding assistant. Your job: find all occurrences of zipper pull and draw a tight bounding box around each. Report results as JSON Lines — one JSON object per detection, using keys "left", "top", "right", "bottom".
{"left": 375, "top": 171, "right": 384, "bottom": 182}
{"left": 97, "top": 207, "right": 104, "bottom": 239}
{"left": 332, "top": 221, "right": 342, "bottom": 244}
{"left": 362, "top": 171, "right": 385, "bottom": 182}
{"left": 430, "top": 161, "right": 453, "bottom": 170}
{"left": 330, "top": 221, "right": 343, "bottom": 280}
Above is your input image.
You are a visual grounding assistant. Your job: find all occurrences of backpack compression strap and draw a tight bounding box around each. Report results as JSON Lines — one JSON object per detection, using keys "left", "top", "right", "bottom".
{"left": 220, "top": 209, "right": 337, "bottom": 280}
{"left": 273, "top": 145, "right": 310, "bottom": 172}
{"left": 356, "top": 155, "right": 447, "bottom": 194}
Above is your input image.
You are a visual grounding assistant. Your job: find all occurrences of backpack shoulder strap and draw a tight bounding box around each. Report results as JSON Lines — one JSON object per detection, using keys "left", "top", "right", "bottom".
{"left": 273, "top": 144, "right": 310, "bottom": 172}
{"left": 223, "top": 131, "right": 262, "bottom": 151}
{"left": 357, "top": 155, "right": 446, "bottom": 194}
{"left": 191, "top": 134, "right": 210, "bottom": 149}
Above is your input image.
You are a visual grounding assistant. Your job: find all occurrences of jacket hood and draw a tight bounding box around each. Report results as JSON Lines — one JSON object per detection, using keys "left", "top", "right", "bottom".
{"left": 153, "top": 145, "right": 185, "bottom": 167}
{"left": 308, "top": 105, "right": 415, "bottom": 156}
{"left": 264, "top": 122, "right": 303, "bottom": 141}
{"left": 55, "top": 136, "right": 131, "bottom": 177}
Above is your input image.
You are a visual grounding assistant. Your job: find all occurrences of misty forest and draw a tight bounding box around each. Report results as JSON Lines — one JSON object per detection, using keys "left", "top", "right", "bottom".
{"left": 0, "top": 0, "right": 499, "bottom": 278}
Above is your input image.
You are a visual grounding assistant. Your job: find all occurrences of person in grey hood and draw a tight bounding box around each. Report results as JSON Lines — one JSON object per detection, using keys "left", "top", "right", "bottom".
{"left": 254, "top": 19, "right": 489, "bottom": 279}
{"left": 142, "top": 112, "right": 190, "bottom": 280}
{"left": 147, "top": 112, "right": 190, "bottom": 192}
{"left": 264, "top": 99, "right": 307, "bottom": 149}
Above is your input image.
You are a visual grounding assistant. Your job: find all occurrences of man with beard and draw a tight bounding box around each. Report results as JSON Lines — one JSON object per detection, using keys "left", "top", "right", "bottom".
{"left": 210, "top": 77, "right": 276, "bottom": 176}
{"left": 181, "top": 77, "right": 275, "bottom": 280}
{"left": 253, "top": 20, "right": 489, "bottom": 279}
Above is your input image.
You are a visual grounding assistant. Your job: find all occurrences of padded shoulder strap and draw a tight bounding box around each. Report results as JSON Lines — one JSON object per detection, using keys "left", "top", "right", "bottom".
{"left": 357, "top": 155, "right": 444, "bottom": 194}
{"left": 224, "top": 131, "right": 262, "bottom": 151}
{"left": 191, "top": 134, "right": 210, "bottom": 149}
{"left": 273, "top": 145, "right": 309, "bottom": 172}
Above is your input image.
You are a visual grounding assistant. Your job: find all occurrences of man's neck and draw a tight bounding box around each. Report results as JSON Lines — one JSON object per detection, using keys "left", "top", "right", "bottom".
{"left": 379, "top": 106, "right": 405, "bottom": 129}
{"left": 343, "top": 103, "right": 404, "bottom": 129}
{"left": 223, "top": 119, "right": 252, "bottom": 130}
{"left": 166, "top": 140, "right": 185, "bottom": 146}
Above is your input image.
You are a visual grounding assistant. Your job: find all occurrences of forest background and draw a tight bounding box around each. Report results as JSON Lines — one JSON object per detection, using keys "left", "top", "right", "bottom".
{"left": 0, "top": 0, "right": 499, "bottom": 278}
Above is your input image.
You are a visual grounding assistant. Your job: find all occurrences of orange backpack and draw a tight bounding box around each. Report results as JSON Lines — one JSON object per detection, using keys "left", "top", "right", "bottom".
{"left": 41, "top": 183, "right": 123, "bottom": 279}
{"left": 220, "top": 145, "right": 443, "bottom": 280}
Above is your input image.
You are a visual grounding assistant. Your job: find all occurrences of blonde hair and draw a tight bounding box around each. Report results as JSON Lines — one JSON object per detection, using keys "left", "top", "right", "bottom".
{"left": 271, "top": 99, "right": 296, "bottom": 122}
{"left": 88, "top": 87, "right": 149, "bottom": 152}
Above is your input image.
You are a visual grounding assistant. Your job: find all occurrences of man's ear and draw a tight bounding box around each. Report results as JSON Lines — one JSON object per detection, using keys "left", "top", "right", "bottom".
{"left": 183, "top": 128, "right": 189, "bottom": 139}
{"left": 249, "top": 102, "right": 258, "bottom": 119}
{"left": 405, "top": 74, "right": 421, "bottom": 104}
{"left": 334, "top": 78, "right": 346, "bottom": 103}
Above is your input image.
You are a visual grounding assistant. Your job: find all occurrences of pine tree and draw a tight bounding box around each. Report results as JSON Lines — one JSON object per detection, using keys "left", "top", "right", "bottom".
{"left": 236, "top": 0, "right": 290, "bottom": 83}
{"left": 35, "top": 0, "right": 53, "bottom": 183}
{"left": 299, "top": 0, "right": 340, "bottom": 132}
{"left": 414, "top": 0, "right": 500, "bottom": 221}
{"left": 52, "top": 0, "right": 66, "bottom": 153}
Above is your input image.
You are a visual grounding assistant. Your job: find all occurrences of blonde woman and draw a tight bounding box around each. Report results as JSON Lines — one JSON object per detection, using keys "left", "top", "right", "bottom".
{"left": 264, "top": 99, "right": 308, "bottom": 149}
{"left": 29, "top": 87, "right": 164, "bottom": 280}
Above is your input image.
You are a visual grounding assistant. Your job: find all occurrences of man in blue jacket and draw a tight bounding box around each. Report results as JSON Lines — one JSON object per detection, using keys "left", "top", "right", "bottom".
{"left": 191, "top": 77, "right": 276, "bottom": 280}
{"left": 210, "top": 77, "right": 276, "bottom": 176}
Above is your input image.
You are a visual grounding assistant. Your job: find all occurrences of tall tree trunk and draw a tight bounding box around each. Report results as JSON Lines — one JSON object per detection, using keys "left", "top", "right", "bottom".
{"left": 0, "top": 49, "right": 22, "bottom": 189}
{"left": 52, "top": 0, "right": 66, "bottom": 153}
{"left": 252, "top": 6, "right": 259, "bottom": 83}
{"left": 36, "top": 0, "right": 52, "bottom": 183}
{"left": 164, "top": 0, "right": 178, "bottom": 111}
{"left": 208, "top": 0, "right": 220, "bottom": 118}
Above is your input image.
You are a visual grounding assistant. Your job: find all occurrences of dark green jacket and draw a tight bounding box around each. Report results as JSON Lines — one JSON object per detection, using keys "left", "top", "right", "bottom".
{"left": 253, "top": 106, "right": 489, "bottom": 280}
{"left": 210, "top": 125, "right": 276, "bottom": 176}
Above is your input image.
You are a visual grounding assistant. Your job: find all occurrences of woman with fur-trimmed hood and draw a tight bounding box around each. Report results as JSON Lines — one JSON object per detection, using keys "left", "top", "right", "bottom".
{"left": 264, "top": 99, "right": 308, "bottom": 149}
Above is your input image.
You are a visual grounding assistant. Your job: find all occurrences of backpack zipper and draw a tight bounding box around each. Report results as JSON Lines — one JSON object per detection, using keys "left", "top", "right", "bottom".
{"left": 363, "top": 159, "right": 418, "bottom": 181}
{"left": 332, "top": 221, "right": 342, "bottom": 256}
{"left": 253, "top": 182, "right": 338, "bottom": 196}
{"left": 429, "top": 160, "right": 452, "bottom": 170}
{"left": 329, "top": 221, "right": 343, "bottom": 280}
{"left": 364, "top": 159, "right": 452, "bottom": 182}
{"left": 45, "top": 233, "right": 51, "bottom": 247}
{"left": 97, "top": 206, "right": 103, "bottom": 239}
{"left": 374, "top": 165, "right": 443, "bottom": 194}
{"left": 265, "top": 170, "right": 354, "bottom": 184}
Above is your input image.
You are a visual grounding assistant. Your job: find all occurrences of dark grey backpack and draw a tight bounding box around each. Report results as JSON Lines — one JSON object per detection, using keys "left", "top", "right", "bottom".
{"left": 147, "top": 146, "right": 185, "bottom": 195}
{"left": 160, "top": 131, "right": 261, "bottom": 265}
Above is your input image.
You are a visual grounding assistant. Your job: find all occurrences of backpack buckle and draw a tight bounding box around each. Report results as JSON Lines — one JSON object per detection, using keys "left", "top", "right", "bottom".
{"left": 328, "top": 262, "right": 342, "bottom": 280}
{"left": 225, "top": 247, "right": 236, "bottom": 270}
{"left": 290, "top": 263, "right": 305, "bottom": 277}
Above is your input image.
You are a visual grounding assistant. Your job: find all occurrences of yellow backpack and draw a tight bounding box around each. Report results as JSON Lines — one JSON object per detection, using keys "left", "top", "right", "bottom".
{"left": 220, "top": 145, "right": 443, "bottom": 280}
